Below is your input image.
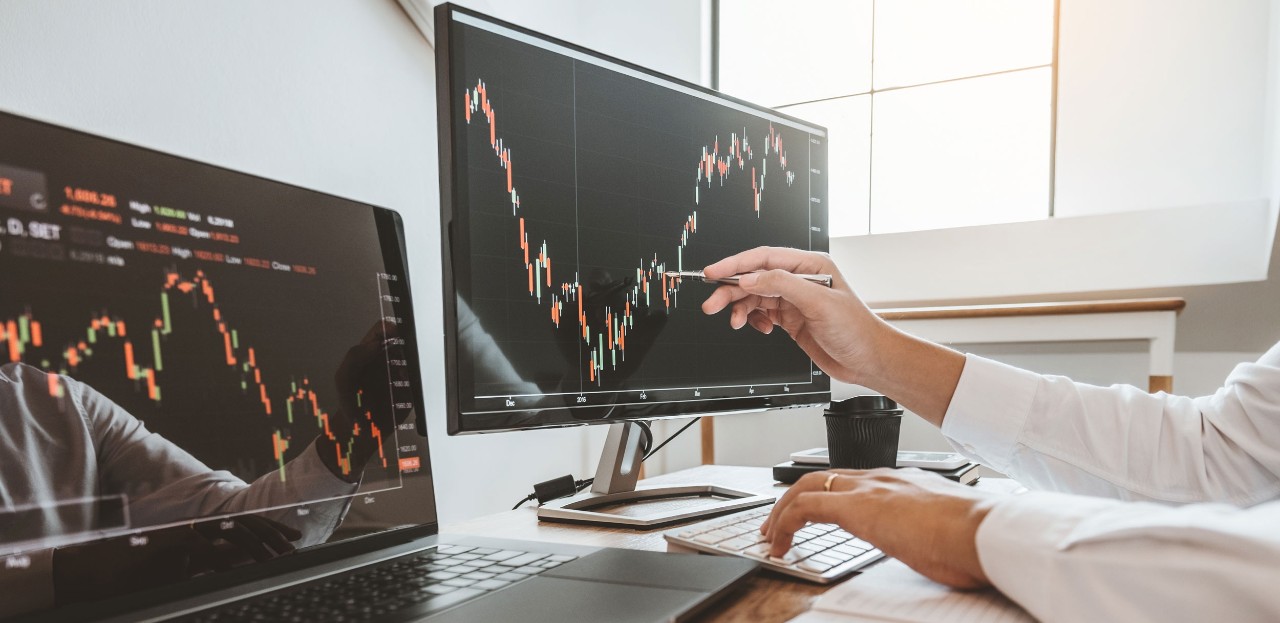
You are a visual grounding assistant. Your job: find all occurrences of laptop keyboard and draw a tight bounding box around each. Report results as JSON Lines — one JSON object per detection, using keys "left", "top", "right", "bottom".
{"left": 180, "top": 545, "right": 576, "bottom": 622}
{"left": 664, "top": 506, "right": 882, "bottom": 584}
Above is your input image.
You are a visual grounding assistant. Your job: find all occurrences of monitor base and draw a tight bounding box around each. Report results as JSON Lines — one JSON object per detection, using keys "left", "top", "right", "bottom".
{"left": 536, "top": 484, "right": 773, "bottom": 529}
{"left": 534, "top": 420, "right": 773, "bottom": 529}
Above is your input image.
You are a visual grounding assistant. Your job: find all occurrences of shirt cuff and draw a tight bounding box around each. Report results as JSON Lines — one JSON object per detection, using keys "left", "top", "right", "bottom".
{"left": 974, "top": 492, "right": 1118, "bottom": 617}
{"left": 940, "top": 354, "right": 1041, "bottom": 473}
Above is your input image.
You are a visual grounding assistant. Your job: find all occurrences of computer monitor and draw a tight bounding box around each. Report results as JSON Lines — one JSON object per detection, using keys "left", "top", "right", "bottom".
{"left": 435, "top": 4, "right": 830, "bottom": 526}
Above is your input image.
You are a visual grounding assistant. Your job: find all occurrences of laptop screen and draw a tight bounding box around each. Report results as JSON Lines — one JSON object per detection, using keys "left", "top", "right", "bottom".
{"left": 0, "top": 111, "right": 436, "bottom": 616}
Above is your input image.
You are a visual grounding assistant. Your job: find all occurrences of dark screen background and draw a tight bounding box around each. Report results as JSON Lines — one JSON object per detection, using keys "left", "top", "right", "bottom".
{"left": 445, "top": 15, "right": 831, "bottom": 427}
{"left": 0, "top": 111, "right": 435, "bottom": 538}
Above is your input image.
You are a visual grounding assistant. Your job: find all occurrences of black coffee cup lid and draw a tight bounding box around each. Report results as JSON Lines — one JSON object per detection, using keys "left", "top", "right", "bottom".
{"left": 826, "top": 395, "right": 900, "bottom": 416}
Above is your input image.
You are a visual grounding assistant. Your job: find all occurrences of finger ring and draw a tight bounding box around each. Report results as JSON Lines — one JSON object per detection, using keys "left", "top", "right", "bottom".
{"left": 822, "top": 472, "right": 838, "bottom": 492}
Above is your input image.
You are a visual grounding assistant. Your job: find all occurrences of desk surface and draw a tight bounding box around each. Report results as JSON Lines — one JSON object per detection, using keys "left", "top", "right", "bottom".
{"left": 441, "top": 465, "right": 831, "bottom": 623}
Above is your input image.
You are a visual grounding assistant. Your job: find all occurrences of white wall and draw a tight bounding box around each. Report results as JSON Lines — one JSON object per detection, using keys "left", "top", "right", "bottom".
{"left": 0, "top": 0, "right": 702, "bottom": 523}
{"left": 1055, "top": 0, "right": 1271, "bottom": 217}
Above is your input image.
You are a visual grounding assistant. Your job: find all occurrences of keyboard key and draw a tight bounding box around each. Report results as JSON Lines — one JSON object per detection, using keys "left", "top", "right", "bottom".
{"left": 472, "top": 579, "right": 512, "bottom": 591}
{"left": 716, "top": 536, "right": 757, "bottom": 552}
{"left": 425, "top": 571, "right": 459, "bottom": 581}
{"left": 809, "top": 553, "right": 844, "bottom": 567}
{"left": 797, "top": 558, "right": 836, "bottom": 573}
{"left": 794, "top": 527, "right": 823, "bottom": 539}
{"left": 742, "top": 544, "right": 772, "bottom": 560}
{"left": 494, "top": 572, "right": 528, "bottom": 582}
{"left": 470, "top": 548, "right": 499, "bottom": 555}
{"left": 461, "top": 571, "right": 496, "bottom": 581}
{"left": 832, "top": 543, "right": 868, "bottom": 557}
{"left": 453, "top": 553, "right": 482, "bottom": 560}
{"left": 436, "top": 545, "right": 473, "bottom": 555}
{"left": 481, "top": 550, "right": 525, "bottom": 562}
{"left": 422, "top": 584, "right": 459, "bottom": 596}
{"left": 547, "top": 555, "right": 575, "bottom": 562}
{"left": 442, "top": 578, "right": 477, "bottom": 588}
{"left": 767, "top": 550, "right": 804, "bottom": 566}
{"left": 496, "top": 552, "right": 548, "bottom": 568}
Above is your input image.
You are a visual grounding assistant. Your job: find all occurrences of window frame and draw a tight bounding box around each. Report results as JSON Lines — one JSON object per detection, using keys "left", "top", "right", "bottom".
{"left": 711, "top": 0, "right": 1062, "bottom": 236}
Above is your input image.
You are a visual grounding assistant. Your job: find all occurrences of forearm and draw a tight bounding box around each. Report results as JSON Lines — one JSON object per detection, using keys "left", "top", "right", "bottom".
{"left": 856, "top": 323, "right": 966, "bottom": 428}
{"left": 978, "top": 493, "right": 1280, "bottom": 622}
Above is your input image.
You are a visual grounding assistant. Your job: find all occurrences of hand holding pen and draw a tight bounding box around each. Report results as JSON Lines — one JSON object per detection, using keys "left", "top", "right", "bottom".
{"left": 664, "top": 270, "right": 833, "bottom": 288}
{"left": 696, "top": 246, "right": 882, "bottom": 385}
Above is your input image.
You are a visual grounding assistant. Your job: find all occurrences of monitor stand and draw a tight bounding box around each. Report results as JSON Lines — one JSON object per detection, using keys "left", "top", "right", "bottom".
{"left": 536, "top": 421, "right": 775, "bottom": 529}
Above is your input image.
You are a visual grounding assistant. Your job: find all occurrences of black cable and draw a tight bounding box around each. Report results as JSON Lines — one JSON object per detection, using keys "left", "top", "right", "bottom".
{"left": 643, "top": 417, "right": 700, "bottom": 461}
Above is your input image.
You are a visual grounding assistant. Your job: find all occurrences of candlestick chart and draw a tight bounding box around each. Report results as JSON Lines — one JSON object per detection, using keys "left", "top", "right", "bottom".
{"left": 465, "top": 79, "right": 805, "bottom": 388}
{"left": 1, "top": 269, "right": 397, "bottom": 485}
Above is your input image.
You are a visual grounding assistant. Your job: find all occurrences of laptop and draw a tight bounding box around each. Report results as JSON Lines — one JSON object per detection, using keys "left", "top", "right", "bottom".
{"left": 0, "top": 109, "right": 756, "bottom": 622}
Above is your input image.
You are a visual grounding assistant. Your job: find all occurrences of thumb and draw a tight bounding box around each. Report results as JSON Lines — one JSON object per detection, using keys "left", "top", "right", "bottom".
{"left": 738, "top": 269, "right": 827, "bottom": 310}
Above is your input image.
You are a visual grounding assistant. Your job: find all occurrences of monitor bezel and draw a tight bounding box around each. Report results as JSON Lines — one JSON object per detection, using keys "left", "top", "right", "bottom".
{"left": 436, "top": 3, "right": 833, "bottom": 436}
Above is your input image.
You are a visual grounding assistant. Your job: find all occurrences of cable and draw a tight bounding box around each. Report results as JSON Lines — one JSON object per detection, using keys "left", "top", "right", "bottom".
{"left": 643, "top": 417, "right": 699, "bottom": 461}
{"left": 511, "top": 417, "right": 702, "bottom": 509}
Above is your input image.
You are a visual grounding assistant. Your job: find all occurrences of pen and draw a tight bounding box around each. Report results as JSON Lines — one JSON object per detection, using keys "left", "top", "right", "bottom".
{"left": 663, "top": 270, "right": 833, "bottom": 288}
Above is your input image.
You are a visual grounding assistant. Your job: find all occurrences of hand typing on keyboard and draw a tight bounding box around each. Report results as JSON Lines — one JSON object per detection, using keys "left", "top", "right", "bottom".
{"left": 760, "top": 468, "right": 1005, "bottom": 589}
{"left": 665, "top": 507, "right": 882, "bottom": 583}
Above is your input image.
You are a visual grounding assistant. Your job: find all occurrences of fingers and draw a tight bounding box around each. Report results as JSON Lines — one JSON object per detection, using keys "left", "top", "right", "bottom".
{"left": 762, "top": 471, "right": 832, "bottom": 535}
{"left": 703, "top": 246, "right": 834, "bottom": 280}
{"left": 746, "top": 310, "right": 774, "bottom": 334}
{"left": 702, "top": 284, "right": 745, "bottom": 315}
{"left": 738, "top": 269, "right": 829, "bottom": 311}
{"left": 730, "top": 295, "right": 782, "bottom": 329}
{"left": 765, "top": 493, "right": 843, "bottom": 557}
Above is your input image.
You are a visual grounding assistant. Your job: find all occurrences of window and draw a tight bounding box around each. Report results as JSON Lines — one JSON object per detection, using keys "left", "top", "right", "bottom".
{"left": 717, "top": 0, "right": 1056, "bottom": 236}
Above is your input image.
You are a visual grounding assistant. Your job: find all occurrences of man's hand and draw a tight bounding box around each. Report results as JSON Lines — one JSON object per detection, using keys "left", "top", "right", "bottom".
{"left": 701, "top": 246, "right": 886, "bottom": 385}
{"left": 762, "top": 468, "right": 1002, "bottom": 589}
{"left": 700, "top": 246, "right": 966, "bottom": 426}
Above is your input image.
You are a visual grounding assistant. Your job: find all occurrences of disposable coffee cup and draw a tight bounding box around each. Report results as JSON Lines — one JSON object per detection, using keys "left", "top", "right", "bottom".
{"left": 824, "top": 395, "right": 902, "bottom": 469}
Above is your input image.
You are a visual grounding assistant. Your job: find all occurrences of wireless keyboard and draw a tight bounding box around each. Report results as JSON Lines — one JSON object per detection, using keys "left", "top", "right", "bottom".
{"left": 664, "top": 506, "right": 883, "bottom": 584}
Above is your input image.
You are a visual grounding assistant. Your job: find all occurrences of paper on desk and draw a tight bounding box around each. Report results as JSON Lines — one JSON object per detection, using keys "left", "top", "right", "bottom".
{"left": 788, "top": 559, "right": 1033, "bottom": 623}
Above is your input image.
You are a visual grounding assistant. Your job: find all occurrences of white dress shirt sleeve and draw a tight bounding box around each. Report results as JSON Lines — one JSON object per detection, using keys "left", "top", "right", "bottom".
{"left": 977, "top": 492, "right": 1280, "bottom": 622}
{"left": 937, "top": 343, "right": 1280, "bottom": 621}
{"left": 941, "top": 342, "right": 1280, "bottom": 505}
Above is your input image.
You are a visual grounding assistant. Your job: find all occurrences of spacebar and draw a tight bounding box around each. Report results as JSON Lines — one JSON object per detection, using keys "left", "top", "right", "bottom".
{"left": 386, "top": 587, "right": 486, "bottom": 621}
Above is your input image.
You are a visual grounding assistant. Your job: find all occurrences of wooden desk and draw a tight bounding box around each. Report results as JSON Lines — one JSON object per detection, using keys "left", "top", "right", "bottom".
{"left": 442, "top": 465, "right": 825, "bottom": 622}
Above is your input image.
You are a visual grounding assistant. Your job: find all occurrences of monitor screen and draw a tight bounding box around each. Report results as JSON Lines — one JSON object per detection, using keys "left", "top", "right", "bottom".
{"left": 0, "top": 111, "right": 435, "bottom": 616}
{"left": 437, "top": 5, "right": 832, "bottom": 434}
